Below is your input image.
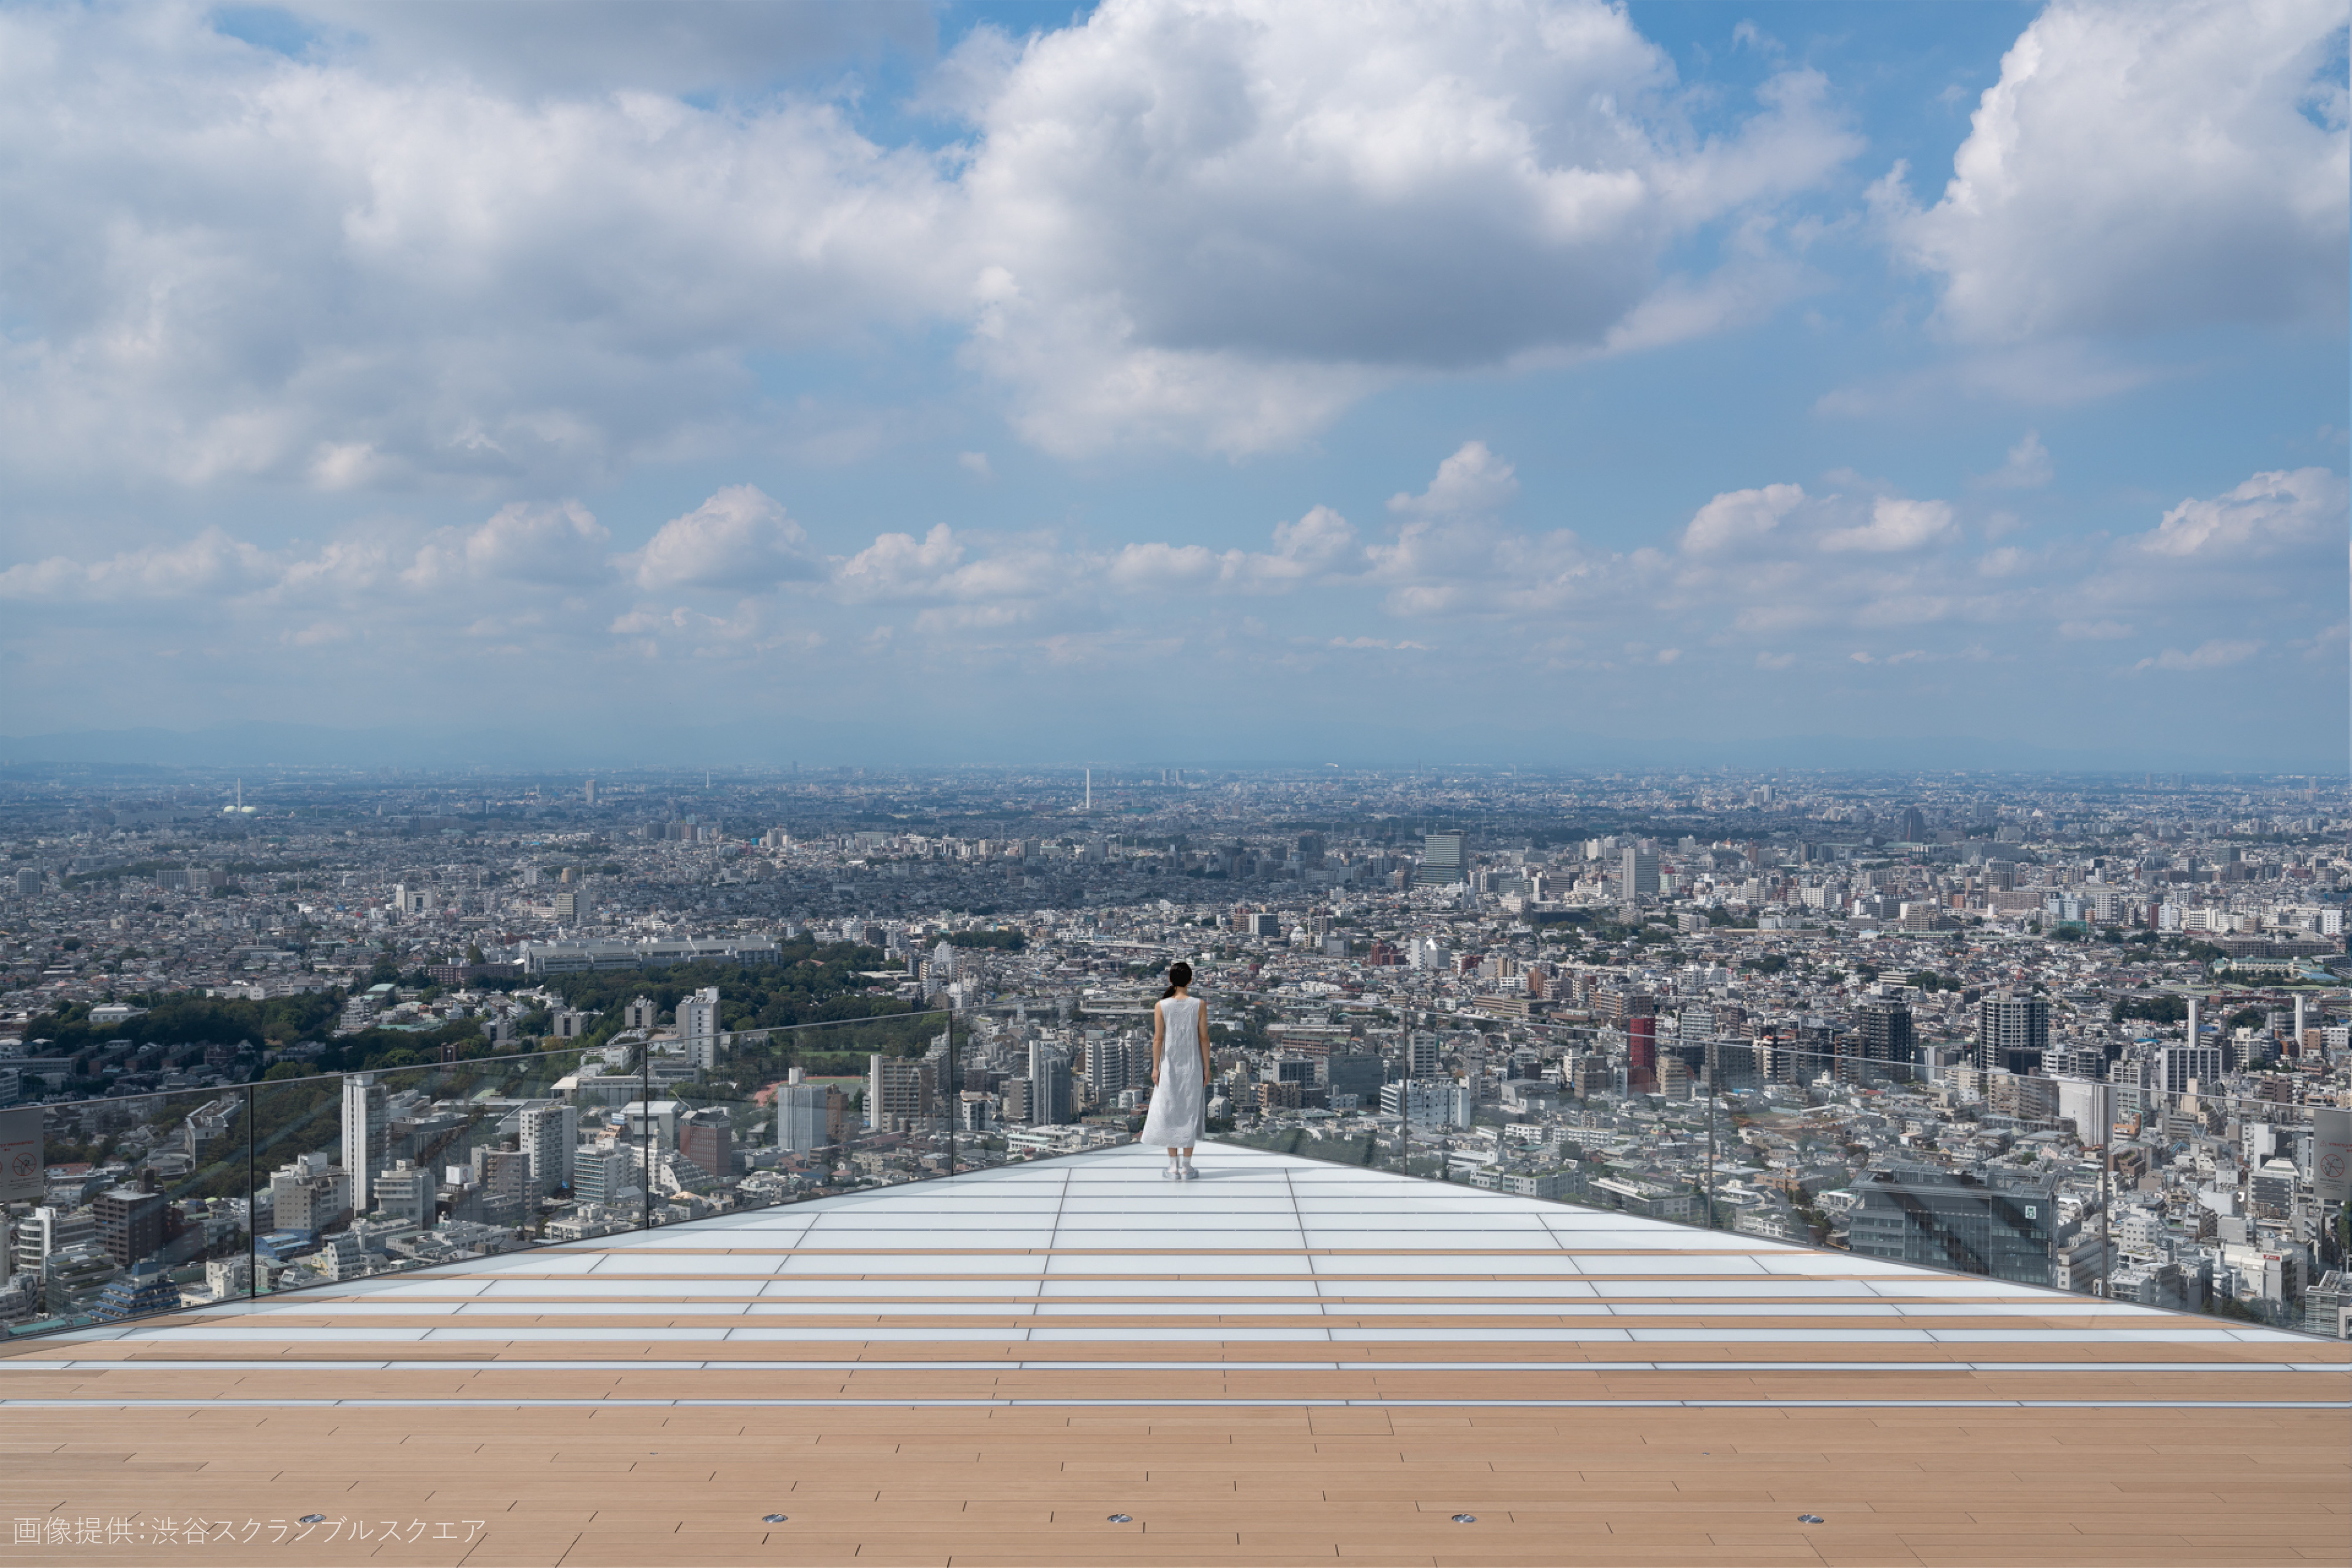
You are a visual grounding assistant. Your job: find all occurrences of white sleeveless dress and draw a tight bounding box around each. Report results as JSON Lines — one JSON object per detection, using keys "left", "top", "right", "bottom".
{"left": 1140, "top": 996, "right": 1208, "bottom": 1147}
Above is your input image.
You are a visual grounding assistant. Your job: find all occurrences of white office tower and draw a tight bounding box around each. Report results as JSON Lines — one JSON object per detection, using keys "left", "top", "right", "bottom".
{"left": 2159, "top": 1044, "right": 2224, "bottom": 1094}
{"left": 341, "top": 1073, "right": 388, "bottom": 1213}
{"left": 934, "top": 939, "right": 958, "bottom": 981}
{"left": 1621, "top": 847, "right": 1660, "bottom": 897}
{"left": 680, "top": 987, "right": 721, "bottom": 1069}
{"left": 520, "top": 1104, "right": 579, "bottom": 1196}
{"left": 373, "top": 1161, "right": 435, "bottom": 1226}
{"left": 778, "top": 1082, "right": 838, "bottom": 1154}
{"left": 1408, "top": 1032, "right": 1442, "bottom": 1079}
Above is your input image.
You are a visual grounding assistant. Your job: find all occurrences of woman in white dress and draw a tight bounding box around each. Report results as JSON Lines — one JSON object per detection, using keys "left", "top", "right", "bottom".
{"left": 1140, "top": 961, "right": 1210, "bottom": 1179}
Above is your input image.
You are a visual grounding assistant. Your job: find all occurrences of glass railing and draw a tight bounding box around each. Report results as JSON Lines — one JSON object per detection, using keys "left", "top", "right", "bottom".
{"left": 1224, "top": 1041, "right": 2350, "bottom": 1340}
{"left": 1, "top": 1007, "right": 1080, "bottom": 1340}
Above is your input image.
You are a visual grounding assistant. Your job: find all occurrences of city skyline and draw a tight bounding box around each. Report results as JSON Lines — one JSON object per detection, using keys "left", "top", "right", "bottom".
{"left": 1, "top": 0, "right": 2345, "bottom": 768}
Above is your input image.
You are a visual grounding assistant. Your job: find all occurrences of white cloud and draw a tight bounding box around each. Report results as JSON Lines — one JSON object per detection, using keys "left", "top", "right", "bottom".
{"left": 833, "top": 524, "right": 973, "bottom": 603}
{"left": 0, "top": 1, "right": 1870, "bottom": 485}
{"left": 2135, "top": 467, "right": 2347, "bottom": 558}
{"left": 951, "top": 0, "right": 1859, "bottom": 453}
{"left": 2136, "top": 638, "right": 2261, "bottom": 671}
{"left": 1819, "top": 497, "right": 1956, "bottom": 553}
{"left": 1978, "top": 430, "right": 2053, "bottom": 489}
{"left": 0, "top": 527, "right": 278, "bottom": 602}
{"left": 1388, "top": 442, "right": 1520, "bottom": 519}
{"left": 957, "top": 452, "right": 994, "bottom": 480}
{"left": 1681, "top": 483, "right": 1805, "bottom": 554}
{"left": 1107, "top": 505, "right": 1364, "bottom": 593}
{"left": 407, "top": 501, "right": 613, "bottom": 590}
{"left": 0, "top": 7, "right": 959, "bottom": 492}
{"left": 1878, "top": 0, "right": 2349, "bottom": 341}
{"left": 631, "top": 486, "right": 816, "bottom": 591}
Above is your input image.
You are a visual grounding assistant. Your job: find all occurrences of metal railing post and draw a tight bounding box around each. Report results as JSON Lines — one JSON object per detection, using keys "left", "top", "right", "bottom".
{"left": 245, "top": 1084, "right": 258, "bottom": 1302}
{"left": 642, "top": 1045, "right": 652, "bottom": 1233}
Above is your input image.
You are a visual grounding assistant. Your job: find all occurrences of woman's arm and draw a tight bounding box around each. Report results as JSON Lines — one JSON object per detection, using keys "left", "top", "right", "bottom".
{"left": 1197, "top": 1001, "right": 1211, "bottom": 1081}
{"left": 1151, "top": 1001, "right": 1165, "bottom": 1084}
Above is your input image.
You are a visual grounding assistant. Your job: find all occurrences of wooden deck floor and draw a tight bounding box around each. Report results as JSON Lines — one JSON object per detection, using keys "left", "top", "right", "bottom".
{"left": 4, "top": 1144, "right": 2343, "bottom": 1565}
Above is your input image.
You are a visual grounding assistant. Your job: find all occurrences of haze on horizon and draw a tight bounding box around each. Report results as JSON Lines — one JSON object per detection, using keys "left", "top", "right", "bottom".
{"left": 0, "top": 0, "right": 2344, "bottom": 772}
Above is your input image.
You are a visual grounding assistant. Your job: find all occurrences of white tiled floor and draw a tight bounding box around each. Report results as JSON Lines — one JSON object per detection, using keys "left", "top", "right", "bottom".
{"left": 27, "top": 1139, "right": 2313, "bottom": 1372}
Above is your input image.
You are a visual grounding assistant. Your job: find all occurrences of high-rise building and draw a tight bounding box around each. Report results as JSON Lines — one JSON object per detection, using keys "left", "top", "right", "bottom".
{"left": 1415, "top": 833, "right": 1467, "bottom": 887}
{"left": 779, "top": 1082, "right": 848, "bottom": 1154}
{"left": 1407, "top": 1032, "right": 1441, "bottom": 1078}
{"left": 1626, "top": 1014, "right": 1658, "bottom": 1093}
{"left": 677, "top": 1108, "right": 734, "bottom": 1183}
{"left": 342, "top": 1073, "right": 388, "bottom": 1213}
{"left": 269, "top": 1154, "right": 350, "bottom": 1235}
{"left": 574, "top": 1147, "right": 634, "bottom": 1207}
{"left": 373, "top": 1161, "right": 435, "bottom": 1226}
{"left": 471, "top": 1148, "right": 533, "bottom": 1225}
{"left": 1029, "top": 1046, "right": 1075, "bottom": 1126}
{"left": 1327, "top": 1054, "right": 1384, "bottom": 1106}
{"left": 1977, "top": 994, "right": 2049, "bottom": 1075}
{"left": 520, "top": 1104, "right": 578, "bottom": 1196}
{"left": 623, "top": 996, "right": 660, "bottom": 1032}
{"left": 868, "top": 1054, "right": 931, "bottom": 1131}
{"left": 1899, "top": 807, "right": 1927, "bottom": 842}
{"left": 1621, "top": 847, "right": 1659, "bottom": 897}
{"left": 12, "top": 1206, "right": 92, "bottom": 1276}
{"left": 680, "top": 987, "right": 721, "bottom": 1070}
{"left": 1852, "top": 1002, "right": 1916, "bottom": 1081}
{"left": 13, "top": 867, "right": 39, "bottom": 898}
{"left": 1849, "top": 1166, "right": 2055, "bottom": 1286}
{"left": 91, "top": 1187, "right": 168, "bottom": 1269}
{"left": 2159, "top": 1044, "right": 2224, "bottom": 1094}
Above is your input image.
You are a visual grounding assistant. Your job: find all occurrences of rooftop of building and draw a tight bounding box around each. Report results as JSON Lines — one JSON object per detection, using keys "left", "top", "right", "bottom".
{"left": 4, "top": 1141, "right": 2346, "bottom": 1566}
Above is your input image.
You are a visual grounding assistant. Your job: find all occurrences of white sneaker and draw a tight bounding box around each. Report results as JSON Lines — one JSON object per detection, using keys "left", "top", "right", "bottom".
{"left": 1180, "top": 1165, "right": 1200, "bottom": 1181}
{"left": 1162, "top": 1165, "right": 1179, "bottom": 1179}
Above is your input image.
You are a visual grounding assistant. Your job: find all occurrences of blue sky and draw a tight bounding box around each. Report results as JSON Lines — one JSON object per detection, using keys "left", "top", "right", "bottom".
{"left": 0, "top": 0, "right": 2344, "bottom": 769}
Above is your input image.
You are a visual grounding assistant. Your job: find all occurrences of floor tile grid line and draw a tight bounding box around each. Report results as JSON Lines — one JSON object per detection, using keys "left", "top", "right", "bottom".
{"left": 1287, "top": 1170, "right": 1338, "bottom": 1345}
{"left": 5, "top": 1358, "right": 2340, "bottom": 1373}
{"left": 2, "top": 1396, "right": 2339, "bottom": 1411}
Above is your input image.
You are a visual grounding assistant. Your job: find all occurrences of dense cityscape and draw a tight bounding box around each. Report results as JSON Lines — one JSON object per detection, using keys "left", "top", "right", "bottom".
{"left": 2, "top": 761, "right": 2346, "bottom": 1341}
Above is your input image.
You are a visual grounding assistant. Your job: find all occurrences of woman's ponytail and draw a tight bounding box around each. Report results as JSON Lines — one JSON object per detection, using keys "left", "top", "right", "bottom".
{"left": 1161, "top": 960, "right": 1194, "bottom": 999}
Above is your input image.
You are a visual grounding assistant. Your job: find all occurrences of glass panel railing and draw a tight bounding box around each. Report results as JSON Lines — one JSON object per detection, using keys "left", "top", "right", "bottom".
{"left": 645, "top": 1011, "right": 954, "bottom": 1230}
{"left": 1240, "top": 1039, "right": 2347, "bottom": 1340}
{"left": 4, "top": 1011, "right": 963, "bottom": 1340}
{"left": 8, "top": 1084, "right": 255, "bottom": 1335}
{"left": 246, "top": 1047, "right": 598, "bottom": 1294}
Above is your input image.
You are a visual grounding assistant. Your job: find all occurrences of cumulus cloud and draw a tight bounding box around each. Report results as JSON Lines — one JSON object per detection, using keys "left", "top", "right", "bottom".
{"left": 0, "top": 7, "right": 957, "bottom": 492}
{"left": 2134, "top": 467, "right": 2347, "bottom": 558}
{"left": 1107, "top": 506, "right": 1364, "bottom": 593}
{"left": 631, "top": 486, "right": 817, "bottom": 591}
{"left": 950, "top": 0, "right": 1859, "bottom": 452}
{"left": 1819, "top": 497, "right": 1957, "bottom": 553}
{"left": 1681, "top": 483, "right": 1805, "bottom": 553}
{"left": 1389, "top": 442, "right": 1520, "bottom": 519}
{"left": 407, "top": 501, "right": 612, "bottom": 590}
{"left": 0, "top": 0, "right": 1869, "bottom": 483}
{"left": 1877, "top": 0, "right": 2348, "bottom": 341}
{"left": 0, "top": 527, "right": 278, "bottom": 602}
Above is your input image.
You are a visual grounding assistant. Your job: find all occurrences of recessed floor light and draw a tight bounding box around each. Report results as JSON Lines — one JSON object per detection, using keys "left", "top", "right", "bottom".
{"left": 1451, "top": 1514, "right": 1476, "bottom": 1524}
{"left": 1105, "top": 1514, "right": 1133, "bottom": 1523}
{"left": 298, "top": 1514, "right": 325, "bottom": 1525}
{"left": 1798, "top": 1514, "right": 1825, "bottom": 1524}
{"left": 761, "top": 1514, "right": 789, "bottom": 1524}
